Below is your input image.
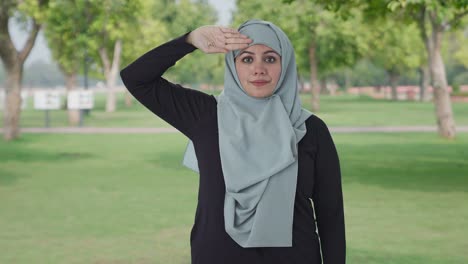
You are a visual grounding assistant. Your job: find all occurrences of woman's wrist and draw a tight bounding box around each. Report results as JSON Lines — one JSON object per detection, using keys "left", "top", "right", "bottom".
{"left": 185, "top": 31, "right": 194, "bottom": 46}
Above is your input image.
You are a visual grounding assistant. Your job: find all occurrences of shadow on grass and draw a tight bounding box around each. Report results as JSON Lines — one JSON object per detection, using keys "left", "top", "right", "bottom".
{"left": 0, "top": 168, "right": 24, "bottom": 186}
{"left": 349, "top": 247, "right": 464, "bottom": 264}
{"left": 339, "top": 141, "right": 468, "bottom": 193}
{"left": 0, "top": 137, "right": 96, "bottom": 185}
{"left": 148, "top": 150, "right": 186, "bottom": 171}
{"left": 0, "top": 146, "right": 95, "bottom": 163}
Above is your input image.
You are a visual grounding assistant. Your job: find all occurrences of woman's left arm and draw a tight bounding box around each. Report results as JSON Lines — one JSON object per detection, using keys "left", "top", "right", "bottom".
{"left": 312, "top": 118, "right": 346, "bottom": 264}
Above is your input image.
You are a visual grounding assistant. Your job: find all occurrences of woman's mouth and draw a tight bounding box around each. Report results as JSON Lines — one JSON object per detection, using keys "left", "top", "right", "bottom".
{"left": 251, "top": 80, "right": 270, "bottom": 87}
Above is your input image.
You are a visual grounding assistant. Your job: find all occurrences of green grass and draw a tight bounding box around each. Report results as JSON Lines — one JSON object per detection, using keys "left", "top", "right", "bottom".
{"left": 306, "top": 94, "right": 468, "bottom": 126}
{"left": 2, "top": 92, "right": 468, "bottom": 128}
{"left": 1, "top": 133, "right": 467, "bottom": 263}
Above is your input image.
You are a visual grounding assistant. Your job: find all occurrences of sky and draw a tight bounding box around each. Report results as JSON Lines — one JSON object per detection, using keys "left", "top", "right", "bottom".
{"left": 9, "top": 0, "right": 235, "bottom": 66}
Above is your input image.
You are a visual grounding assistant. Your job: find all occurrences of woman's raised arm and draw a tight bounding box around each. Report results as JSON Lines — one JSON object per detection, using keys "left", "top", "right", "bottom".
{"left": 119, "top": 27, "right": 250, "bottom": 138}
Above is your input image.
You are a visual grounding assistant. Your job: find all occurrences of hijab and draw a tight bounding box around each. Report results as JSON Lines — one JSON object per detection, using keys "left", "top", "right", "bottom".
{"left": 183, "top": 19, "right": 312, "bottom": 247}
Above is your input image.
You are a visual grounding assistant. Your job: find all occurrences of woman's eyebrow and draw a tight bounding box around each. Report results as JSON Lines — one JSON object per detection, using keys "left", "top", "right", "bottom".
{"left": 264, "top": 50, "right": 279, "bottom": 55}
{"left": 239, "top": 50, "right": 279, "bottom": 56}
{"left": 238, "top": 50, "right": 255, "bottom": 56}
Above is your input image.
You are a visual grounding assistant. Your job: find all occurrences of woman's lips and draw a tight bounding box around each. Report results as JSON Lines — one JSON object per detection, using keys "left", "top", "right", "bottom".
{"left": 251, "top": 80, "right": 270, "bottom": 87}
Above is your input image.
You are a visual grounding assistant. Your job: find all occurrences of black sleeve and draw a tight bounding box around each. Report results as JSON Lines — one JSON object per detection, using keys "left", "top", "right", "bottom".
{"left": 312, "top": 117, "right": 346, "bottom": 264}
{"left": 119, "top": 33, "right": 217, "bottom": 138}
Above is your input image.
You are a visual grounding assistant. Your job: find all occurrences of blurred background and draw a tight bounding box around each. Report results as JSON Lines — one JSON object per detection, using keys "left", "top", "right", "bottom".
{"left": 1, "top": 0, "right": 467, "bottom": 263}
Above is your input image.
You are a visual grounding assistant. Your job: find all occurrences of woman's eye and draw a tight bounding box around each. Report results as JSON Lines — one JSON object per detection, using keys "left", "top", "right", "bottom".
{"left": 241, "top": 56, "right": 253, "bottom": 63}
{"left": 265, "top": 56, "right": 277, "bottom": 63}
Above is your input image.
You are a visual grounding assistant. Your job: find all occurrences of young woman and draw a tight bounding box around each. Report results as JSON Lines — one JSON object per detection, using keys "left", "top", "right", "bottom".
{"left": 120, "top": 19, "right": 345, "bottom": 264}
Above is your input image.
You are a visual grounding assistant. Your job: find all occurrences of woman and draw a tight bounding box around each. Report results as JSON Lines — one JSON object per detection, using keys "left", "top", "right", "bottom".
{"left": 120, "top": 19, "right": 345, "bottom": 264}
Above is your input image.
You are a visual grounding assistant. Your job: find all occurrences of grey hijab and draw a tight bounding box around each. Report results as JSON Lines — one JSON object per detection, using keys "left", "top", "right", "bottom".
{"left": 183, "top": 19, "right": 312, "bottom": 247}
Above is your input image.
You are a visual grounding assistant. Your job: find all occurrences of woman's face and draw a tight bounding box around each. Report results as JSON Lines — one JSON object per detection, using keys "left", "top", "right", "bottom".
{"left": 235, "top": 44, "right": 281, "bottom": 98}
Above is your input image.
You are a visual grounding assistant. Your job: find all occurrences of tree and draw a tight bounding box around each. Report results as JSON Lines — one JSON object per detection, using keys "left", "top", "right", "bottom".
{"left": 392, "top": 0, "right": 467, "bottom": 138}
{"left": 87, "top": 0, "right": 142, "bottom": 113}
{"left": 44, "top": 0, "right": 89, "bottom": 125}
{"left": 119, "top": 0, "right": 170, "bottom": 106}
{"left": 366, "top": 19, "right": 423, "bottom": 100}
{"left": 305, "top": 0, "right": 468, "bottom": 138}
{"left": 154, "top": 0, "right": 220, "bottom": 86}
{"left": 0, "top": 0, "right": 49, "bottom": 140}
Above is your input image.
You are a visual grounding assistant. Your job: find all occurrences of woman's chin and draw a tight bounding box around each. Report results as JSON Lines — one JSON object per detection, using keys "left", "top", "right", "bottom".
{"left": 246, "top": 87, "right": 274, "bottom": 98}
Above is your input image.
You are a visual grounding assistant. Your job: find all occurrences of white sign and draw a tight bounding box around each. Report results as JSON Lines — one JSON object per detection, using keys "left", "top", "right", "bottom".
{"left": 0, "top": 90, "right": 28, "bottom": 110}
{"left": 34, "top": 91, "right": 61, "bottom": 110}
{"left": 21, "top": 91, "right": 28, "bottom": 109}
{"left": 67, "top": 90, "right": 94, "bottom": 110}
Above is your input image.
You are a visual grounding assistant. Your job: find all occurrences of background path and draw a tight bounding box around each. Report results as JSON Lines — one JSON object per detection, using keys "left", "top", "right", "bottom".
{"left": 2, "top": 126, "right": 468, "bottom": 134}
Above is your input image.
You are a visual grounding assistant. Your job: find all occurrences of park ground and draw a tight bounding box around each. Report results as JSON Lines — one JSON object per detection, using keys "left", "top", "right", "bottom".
{"left": 1, "top": 93, "right": 467, "bottom": 263}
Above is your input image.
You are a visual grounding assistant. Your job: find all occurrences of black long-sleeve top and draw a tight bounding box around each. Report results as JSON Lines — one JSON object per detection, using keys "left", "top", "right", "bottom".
{"left": 120, "top": 33, "right": 346, "bottom": 264}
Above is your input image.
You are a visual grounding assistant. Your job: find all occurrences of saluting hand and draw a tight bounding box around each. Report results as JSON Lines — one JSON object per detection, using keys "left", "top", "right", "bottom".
{"left": 186, "top": 26, "right": 252, "bottom": 54}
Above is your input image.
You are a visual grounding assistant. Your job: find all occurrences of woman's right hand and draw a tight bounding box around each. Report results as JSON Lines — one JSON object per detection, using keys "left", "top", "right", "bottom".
{"left": 186, "top": 26, "right": 252, "bottom": 54}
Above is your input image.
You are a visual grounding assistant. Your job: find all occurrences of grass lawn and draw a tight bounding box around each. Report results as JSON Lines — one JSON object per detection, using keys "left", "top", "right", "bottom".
{"left": 3, "top": 91, "right": 468, "bottom": 128}
{"left": 1, "top": 132, "right": 467, "bottom": 263}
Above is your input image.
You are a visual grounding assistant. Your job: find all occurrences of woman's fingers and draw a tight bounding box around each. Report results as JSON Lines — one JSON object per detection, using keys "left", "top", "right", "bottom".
{"left": 223, "top": 32, "right": 249, "bottom": 39}
{"left": 221, "top": 30, "right": 252, "bottom": 52}
{"left": 219, "top": 27, "right": 239, "bottom": 34}
{"left": 189, "top": 25, "right": 252, "bottom": 54}
{"left": 225, "top": 37, "right": 252, "bottom": 45}
{"left": 224, "top": 43, "right": 250, "bottom": 52}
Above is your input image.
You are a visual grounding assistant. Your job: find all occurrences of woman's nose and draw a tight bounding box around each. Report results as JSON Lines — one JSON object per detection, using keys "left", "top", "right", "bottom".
{"left": 253, "top": 62, "right": 266, "bottom": 75}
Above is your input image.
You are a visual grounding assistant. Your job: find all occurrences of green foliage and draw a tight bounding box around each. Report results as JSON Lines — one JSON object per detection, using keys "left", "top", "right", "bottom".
{"left": 153, "top": 0, "right": 221, "bottom": 85}
{"left": 1, "top": 0, "right": 49, "bottom": 45}
{"left": 383, "top": 0, "right": 468, "bottom": 29}
{"left": 348, "top": 59, "right": 388, "bottom": 86}
{"left": 119, "top": 0, "right": 169, "bottom": 65}
{"left": 43, "top": 0, "right": 145, "bottom": 79}
{"left": 366, "top": 19, "right": 424, "bottom": 80}
{"left": 16, "top": 0, "right": 50, "bottom": 23}
{"left": 86, "top": 0, "right": 142, "bottom": 78}
{"left": 0, "top": 64, "right": 5, "bottom": 80}
{"left": 452, "top": 71, "right": 468, "bottom": 91}
{"left": 234, "top": 0, "right": 366, "bottom": 79}
{"left": 452, "top": 23, "right": 468, "bottom": 68}
{"left": 306, "top": 0, "right": 468, "bottom": 28}
{"left": 312, "top": 8, "right": 367, "bottom": 76}
{"left": 44, "top": 0, "right": 88, "bottom": 74}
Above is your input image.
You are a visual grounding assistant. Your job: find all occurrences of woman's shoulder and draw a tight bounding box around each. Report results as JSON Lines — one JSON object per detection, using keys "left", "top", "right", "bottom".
{"left": 305, "top": 113, "right": 330, "bottom": 132}
{"left": 300, "top": 114, "right": 333, "bottom": 146}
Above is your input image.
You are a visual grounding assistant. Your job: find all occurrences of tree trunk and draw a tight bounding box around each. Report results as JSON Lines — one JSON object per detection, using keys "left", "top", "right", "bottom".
{"left": 430, "top": 31, "right": 456, "bottom": 138}
{"left": 428, "top": 15, "right": 456, "bottom": 139}
{"left": 418, "top": 8, "right": 456, "bottom": 139}
{"left": 99, "top": 39, "right": 122, "bottom": 113}
{"left": 389, "top": 70, "right": 399, "bottom": 101}
{"left": 64, "top": 72, "right": 80, "bottom": 126}
{"left": 0, "top": 11, "right": 41, "bottom": 140}
{"left": 124, "top": 90, "right": 133, "bottom": 107}
{"left": 3, "top": 65, "right": 23, "bottom": 140}
{"left": 106, "top": 85, "right": 116, "bottom": 112}
{"left": 309, "top": 40, "right": 320, "bottom": 112}
{"left": 418, "top": 65, "right": 430, "bottom": 102}
{"left": 320, "top": 78, "right": 327, "bottom": 95}
{"left": 344, "top": 69, "right": 351, "bottom": 91}
{"left": 297, "top": 66, "right": 304, "bottom": 92}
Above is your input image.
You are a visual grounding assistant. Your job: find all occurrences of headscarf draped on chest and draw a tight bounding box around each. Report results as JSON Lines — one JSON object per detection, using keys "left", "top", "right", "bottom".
{"left": 183, "top": 19, "right": 312, "bottom": 247}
